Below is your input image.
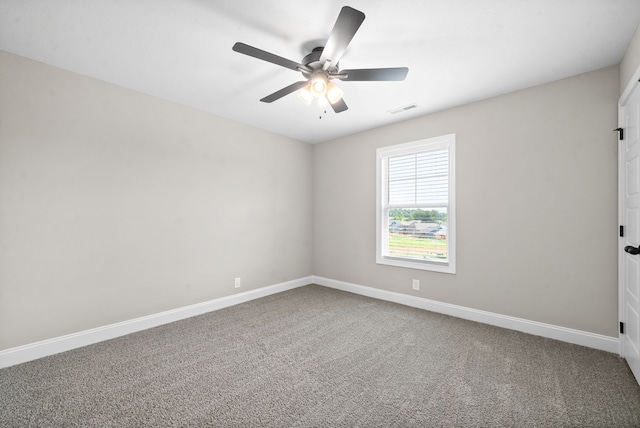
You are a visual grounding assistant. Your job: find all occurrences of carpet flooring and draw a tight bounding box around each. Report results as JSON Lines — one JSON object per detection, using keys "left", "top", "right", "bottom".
{"left": 1, "top": 284, "right": 639, "bottom": 427}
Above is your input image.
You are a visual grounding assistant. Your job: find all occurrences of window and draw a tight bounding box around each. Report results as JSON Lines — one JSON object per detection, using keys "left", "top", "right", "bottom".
{"left": 376, "top": 134, "right": 456, "bottom": 273}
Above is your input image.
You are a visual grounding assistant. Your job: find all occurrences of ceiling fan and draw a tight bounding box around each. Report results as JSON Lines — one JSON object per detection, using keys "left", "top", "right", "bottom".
{"left": 232, "top": 6, "right": 409, "bottom": 113}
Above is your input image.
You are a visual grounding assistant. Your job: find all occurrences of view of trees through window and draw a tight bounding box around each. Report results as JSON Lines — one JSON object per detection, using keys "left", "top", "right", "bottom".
{"left": 388, "top": 208, "right": 448, "bottom": 261}
{"left": 389, "top": 208, "right": 447, "bottom": 223}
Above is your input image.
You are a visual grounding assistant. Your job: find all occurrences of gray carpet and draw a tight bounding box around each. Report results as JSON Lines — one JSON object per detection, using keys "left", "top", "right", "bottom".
{"left": 1, "top": 285, "right": 639, "bottom": 427}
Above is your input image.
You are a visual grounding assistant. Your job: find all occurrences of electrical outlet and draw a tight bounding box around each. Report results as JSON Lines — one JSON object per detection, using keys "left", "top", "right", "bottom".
{"left": 234, "top": 277, "right": 241, "bottom": 288}
{"left": 412, "top": 279, "right": 420, "bottom": 290}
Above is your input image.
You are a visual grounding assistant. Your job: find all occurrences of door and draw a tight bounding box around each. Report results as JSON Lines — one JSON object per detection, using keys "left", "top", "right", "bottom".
{"left": 620, "top": 82, "right": 640, "bottom": 383}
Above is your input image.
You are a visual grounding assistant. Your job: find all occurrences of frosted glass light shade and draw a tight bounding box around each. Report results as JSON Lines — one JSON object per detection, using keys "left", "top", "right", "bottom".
{"left": 326, "top": 83, "right": 344, "bottom": 104}
{"left": 298, "top": 86, "right": 313, "bottom": 105}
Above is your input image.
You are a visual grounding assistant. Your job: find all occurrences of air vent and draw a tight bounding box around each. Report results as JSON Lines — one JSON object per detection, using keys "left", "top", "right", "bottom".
{"left": 388, "top": 103, "right": 418, "bottom": 114}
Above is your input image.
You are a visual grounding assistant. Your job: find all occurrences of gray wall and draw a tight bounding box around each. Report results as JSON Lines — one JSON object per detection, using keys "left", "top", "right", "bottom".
{"left": 313, "top": 66, "right": 619, "bottom": 337}
{"left": 0, "top": 51, "right": 313, "bottom": 350}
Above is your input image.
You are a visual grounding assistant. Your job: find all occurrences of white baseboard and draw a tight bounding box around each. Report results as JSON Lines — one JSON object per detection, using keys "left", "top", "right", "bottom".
{"left": 312, "top": 276, "right": 619, "bottom": 354}
{"left": 1, "top": 275, "right": 619, "bottom": 369}
{"left": 0, "top": 276, "right": 312, "bottom": 369}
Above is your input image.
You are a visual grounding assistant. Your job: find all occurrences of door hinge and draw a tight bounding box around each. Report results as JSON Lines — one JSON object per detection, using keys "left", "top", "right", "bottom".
{"left": 620, "top": 322, "right": 625, "bottom": 334}
{"left": 621, "top": 225, "right": 625, "bottom": 237}
{"left": 614, "top": 127, "right": 624, "bottom": 140}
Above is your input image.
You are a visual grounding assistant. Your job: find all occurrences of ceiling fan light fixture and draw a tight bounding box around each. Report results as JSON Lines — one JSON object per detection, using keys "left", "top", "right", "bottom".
{"left": 298, "top": 85, "right": 313, "bottom": 105}
{"left": 309, "top": 76, "right": 328, "bottom": 97}
{"left": 326, "top": 82, "right": 344, "bottom": 104}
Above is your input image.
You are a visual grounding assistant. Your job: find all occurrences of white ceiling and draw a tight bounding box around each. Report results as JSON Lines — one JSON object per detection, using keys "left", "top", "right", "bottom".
{"left": 1, "top": 0, "right": 640, "bottom": 144}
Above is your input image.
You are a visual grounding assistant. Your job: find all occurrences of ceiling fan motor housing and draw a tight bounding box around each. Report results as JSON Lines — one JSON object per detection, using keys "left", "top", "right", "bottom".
{"left": 301, "top": 47, "right": 339, "bottom": 79}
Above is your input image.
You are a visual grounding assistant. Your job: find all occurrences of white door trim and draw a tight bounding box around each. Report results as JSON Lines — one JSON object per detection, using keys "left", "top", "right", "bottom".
{"left": 618, "top": 67, "right": 640, "bottom": 383}
{"left": 619, "top": 99, "right": 625, "bottom": 358}
{"left": 619, "top": 66, "right": 640, "bottom": 358}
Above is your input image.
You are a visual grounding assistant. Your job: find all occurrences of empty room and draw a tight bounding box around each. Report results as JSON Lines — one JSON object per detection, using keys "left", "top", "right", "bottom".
{"left": 2, "top": 0, "right": 640, "bottom": 426}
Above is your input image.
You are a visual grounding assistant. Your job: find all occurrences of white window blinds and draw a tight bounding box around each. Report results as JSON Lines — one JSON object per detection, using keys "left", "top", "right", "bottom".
{"left": 387, "top": 149, "right": 449, "bottom": 206}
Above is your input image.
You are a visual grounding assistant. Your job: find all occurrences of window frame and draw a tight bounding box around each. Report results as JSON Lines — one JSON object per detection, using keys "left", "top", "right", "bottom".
{"left": 376, "top": 134, "right": 456, "bottom": 274}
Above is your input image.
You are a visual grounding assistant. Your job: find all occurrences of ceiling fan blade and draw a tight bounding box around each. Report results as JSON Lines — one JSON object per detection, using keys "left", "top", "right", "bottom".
{"left": 338, "top": 67, "right": 409, "bottom": 81}
{"left": 260, "top": 81, "right": 308, "bottom": 103}
{"left": 319, "top": 6, "right": 365, "bottom": 66}
{"left": 330, "top": 98, "right": 348, "bottom": 113}
{"left": 233, "top": 42, "right": 307, "bottom": 72}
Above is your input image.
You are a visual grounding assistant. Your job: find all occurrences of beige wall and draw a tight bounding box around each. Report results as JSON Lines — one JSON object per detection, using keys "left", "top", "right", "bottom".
{"left": 0, "top": 47, "right": 622, "bottom": 351}
{"left": 621, "top": 24, "right": 640, "bottom": 95}
{"left": 0, "top": 51, "right": 313, "bottom": 350}
{"left": 314, "top": 66, "right": 619, "bottom": 337}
